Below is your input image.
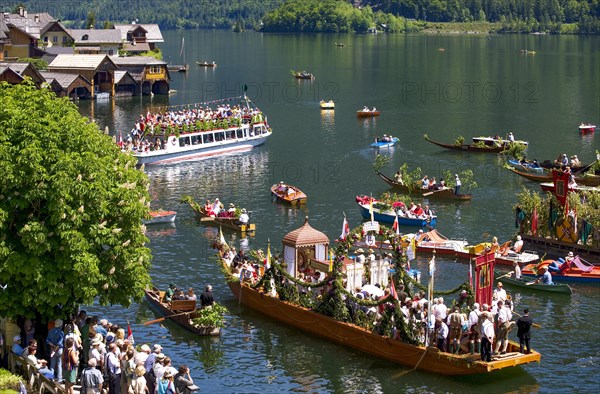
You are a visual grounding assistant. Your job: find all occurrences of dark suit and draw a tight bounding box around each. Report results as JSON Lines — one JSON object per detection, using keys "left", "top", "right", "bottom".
{"left": 516, "top": 314, "right": 533, "bottom": 354}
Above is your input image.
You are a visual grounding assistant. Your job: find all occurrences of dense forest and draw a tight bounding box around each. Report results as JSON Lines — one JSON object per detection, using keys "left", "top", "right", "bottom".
{"left": 2, "top": 0, "right": 598, "bottom": 33}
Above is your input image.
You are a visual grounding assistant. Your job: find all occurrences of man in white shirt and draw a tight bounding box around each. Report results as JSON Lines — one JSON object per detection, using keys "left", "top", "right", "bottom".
{"left": 493, "top": 282, "right": 507, "bottom": 302}
{"left": 481, "top": 318, "right": 494, "bottom": 362}
{"left": 495, "top": 300, "right": 513, "bottom": 354}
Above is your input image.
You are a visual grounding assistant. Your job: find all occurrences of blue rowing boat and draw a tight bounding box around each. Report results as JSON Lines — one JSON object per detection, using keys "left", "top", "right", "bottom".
{"left": 356, "top": 199, "right": 436, "bottom": 227}
{"left": 370, "top": 137, "right": 399, "bottom": 149}
{"left": 507, "top": 159, "right": 544, "bottom": 173}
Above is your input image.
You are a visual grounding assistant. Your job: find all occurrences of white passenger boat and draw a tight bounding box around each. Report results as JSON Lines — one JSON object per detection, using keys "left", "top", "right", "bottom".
{"left": 130, "top": 95, "right": 272, "bottom": 165}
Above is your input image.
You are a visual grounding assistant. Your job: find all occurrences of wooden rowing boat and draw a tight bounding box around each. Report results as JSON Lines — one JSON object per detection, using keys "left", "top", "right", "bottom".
{"left": 508, "top": 167, "right": 600, "bottom": 186}
{"left": 494, "top": 270, "right": 572, "bottom": 294}
{"left": 144, "top": 286, "right": 220, "bottom": 336}
{"left": 271, "top": 183, "right": 307, "bottom": 205}
{"left": 183, "top": 196, "right": 256, "bottom": 233}
{"left": 356, "top": 109, "right": 380, "bottom": 117}
{"left": 539, "top": 182, "right": 599, "bottom": 193}
{"left": 196, "top": 61, "right": 217, "bottom": 67}
{"left": 144, "top": 210, "right": 177, "bottom": 225}
{"left": 424, "top": 135, "right": 508, "bottom": 153}
{"left": 377, "top": 173, "right": 472, "bottom": 201}
{"left": 218, "top": 255, "right": 540, "bottom": 375}
{"left": 521, "top": 259, "right": 600, "bottom": 283}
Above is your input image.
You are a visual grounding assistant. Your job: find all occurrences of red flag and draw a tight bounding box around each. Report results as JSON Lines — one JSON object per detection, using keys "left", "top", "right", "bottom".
{"left": 531, "top": 207, "right": 538, "bottom": 236}
{"left": 552, "top": 170, "right": 570, "bottom": 207}
{"left": 127, "top": 323, "right": 134, "bottom": 344}
{"left": 392, "top": 213, "right": 399, "bottom": 235}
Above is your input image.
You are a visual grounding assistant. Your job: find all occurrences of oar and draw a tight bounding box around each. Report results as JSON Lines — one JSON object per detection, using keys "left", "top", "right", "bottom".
{"left": 496, "top": 272, "right": 514, "bottom": 280}
{"left": 512, "top": 311, "right": 542, "bottom": 329}
{"left": 143, "top": 311, "right": 192, "bottom": 326}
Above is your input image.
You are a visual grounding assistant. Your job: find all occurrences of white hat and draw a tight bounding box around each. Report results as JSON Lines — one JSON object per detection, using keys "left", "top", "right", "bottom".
{"left": 567, "top": 251, "right": 574, "bottom": 257}
{"left": 153, "top": 344, "right": 163, "bottom": 352}
{"left": 356, "top": 248, "right": 364, "bottom": 253}
{"left": 516, "top": 235, "right": 522, "bottom": 241}
{"left": 141, "top": 344, "right": 151, "bottom": 353}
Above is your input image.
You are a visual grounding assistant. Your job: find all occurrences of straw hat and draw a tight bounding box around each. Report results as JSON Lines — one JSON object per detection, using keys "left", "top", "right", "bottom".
{"left": 356, "top": 248, "right": 364, "bottom": 253}
{"left": 368, "top": 248, "right": 374, "bottom": 253}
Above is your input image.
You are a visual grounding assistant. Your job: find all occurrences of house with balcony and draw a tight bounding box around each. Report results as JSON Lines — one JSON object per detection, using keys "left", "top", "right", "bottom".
{"left": 111, "top": 56, "right": 170, "bottom": 95}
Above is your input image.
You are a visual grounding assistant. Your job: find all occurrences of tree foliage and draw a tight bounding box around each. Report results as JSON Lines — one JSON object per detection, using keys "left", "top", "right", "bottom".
{"left": 0, "top": 81, "right": 152, "bottom": 322}
{"left": 3, "top": 0, "right": 598, "bottom": 32}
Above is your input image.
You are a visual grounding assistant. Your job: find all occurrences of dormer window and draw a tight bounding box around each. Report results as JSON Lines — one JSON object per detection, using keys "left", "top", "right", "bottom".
{"left": 82, "top": 34, "right": 89, "bottom": 41}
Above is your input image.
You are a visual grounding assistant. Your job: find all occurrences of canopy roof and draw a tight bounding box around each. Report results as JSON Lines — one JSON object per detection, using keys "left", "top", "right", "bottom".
{"left": 282, "top": 217, "right": 329, "bottom": 247}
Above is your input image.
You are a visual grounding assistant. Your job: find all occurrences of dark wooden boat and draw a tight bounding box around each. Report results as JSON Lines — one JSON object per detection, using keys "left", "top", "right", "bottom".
{"left": 271, "top": 183, "right": 307, "bottom": 205}
{"left": 144, "top": 286, "right": 220, "bottom": 336}
{"left": 540, "top": 182, "right": 599, "bottom": 193}
{"left": 184, "top": 197, "right": 255, "bottom": 233}
{"left": 217, "top": 254, "right": 540, "bottom": 375}
{"left": 508, "top": 167, "right": 600, "bottom": 186}
{"left": 196, "top": 61, "right": 217, "bottom": 67}
{"left": 494, "top": 270, "right": 572, "bottom": 294}
{"left": 377, "top": 173, "right": 472, "bottom": 201}
{"left": 424, "top": 135, "right": 507, "bottom": 153}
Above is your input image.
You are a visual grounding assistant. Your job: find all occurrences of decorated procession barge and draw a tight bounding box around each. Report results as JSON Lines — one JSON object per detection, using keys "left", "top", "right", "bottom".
{"left": 214, "top": 218, "right": 541, "bottom": 375}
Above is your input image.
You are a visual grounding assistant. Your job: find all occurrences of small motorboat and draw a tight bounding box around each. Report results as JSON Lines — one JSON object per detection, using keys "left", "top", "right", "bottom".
{"left": 271, "top": 183, "right": 307, "bottom": 205}
{"left": 579, "top": 123, "right": 596, "bottom": 133}
{"left": 320, "top": 100, "right": 335, "bottom": 110}
{"left": 357, "top": 108, "right": 380, "bottom": 117}
{"left": 144, "top": 210, "right": 177, "bottom": 225}
{"left": 370, "top": 136, "right": 399, "bottom": 149}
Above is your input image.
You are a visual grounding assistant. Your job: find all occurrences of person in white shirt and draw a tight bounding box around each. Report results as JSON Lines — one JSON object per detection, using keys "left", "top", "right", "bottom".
{"left": 435, "top": 318, "right": 449, "bottom": 352}
{"left": 511, "top": 235, "right": 524, "bottom": 254}
{"left": 481, "top": 319, "right": 495, "bottom": 362}
{"left": 237, "top": 209, "right": 249, "bottom": 225}
{"left": 468, "top": 303, "right": 481, "bottom": 354}
{"left": 354, "top": 248, "right": 366, "bottom": 264}
{"left": 513, "top": 261, "right": 522, "bottom": 279}
{"left": 495, "top": 300, "right": 513, "bottom": 354}
{"left": 437, "top": 297, "right": 448, "bottom": 321}
{"left": 493, "top": 282, "right": 507, "bottom": 302}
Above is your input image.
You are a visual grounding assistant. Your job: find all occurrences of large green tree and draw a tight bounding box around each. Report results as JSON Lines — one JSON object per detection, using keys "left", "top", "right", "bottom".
{"left": 0, "top": 81, "right": 152, "bottom": 321}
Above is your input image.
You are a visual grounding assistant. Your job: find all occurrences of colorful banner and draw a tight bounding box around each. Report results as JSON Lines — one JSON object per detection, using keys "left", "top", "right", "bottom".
{"left": 552, "top": 169, "right": 570, "bottom": 207}
{"left": 474, "top": 252, "right": 495, "bottom": 307}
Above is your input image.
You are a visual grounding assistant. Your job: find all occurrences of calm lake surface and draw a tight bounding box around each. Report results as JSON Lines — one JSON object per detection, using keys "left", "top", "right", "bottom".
{"left": 78, "top": 31, "right": 599, "bottom": 393}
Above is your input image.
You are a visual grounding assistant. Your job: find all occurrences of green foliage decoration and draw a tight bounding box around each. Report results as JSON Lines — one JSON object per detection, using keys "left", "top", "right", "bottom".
{"left": 454, "top": 135, "right": 465, "bottom": 146}
{"left": 0, "top": 81, "right": 152, "bottom": 321}
{"left": 372, "top": 153, "right": 391, "bottom": 173}
{"left": 191, "top": 303, "right": 228, "bottom": 328}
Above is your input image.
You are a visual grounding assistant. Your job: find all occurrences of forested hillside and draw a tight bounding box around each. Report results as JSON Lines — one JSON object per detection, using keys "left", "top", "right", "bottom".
{"left": 2, "top": 0, "right": 598, "bottom": 33}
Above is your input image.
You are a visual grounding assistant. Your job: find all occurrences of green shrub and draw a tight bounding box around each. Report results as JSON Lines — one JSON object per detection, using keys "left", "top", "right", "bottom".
{"left": 0, "top": 369, "right": 21, "bottom": 392}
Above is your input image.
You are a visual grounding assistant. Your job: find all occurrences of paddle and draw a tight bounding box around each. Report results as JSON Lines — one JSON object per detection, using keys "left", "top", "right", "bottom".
{"left": 512, "top": 311, "right": 542, "bottom": 329}
{"left": 143, "top": 311, "right": 192, "bottom": 326}
{"left": 496, "top": 272, "right": 514, "bottom": 280}
{"left": 200, "top": 216, "right": 215, "bottom": 222}
{"left": 422, "top": 191, "right": 434, "bottom": 196}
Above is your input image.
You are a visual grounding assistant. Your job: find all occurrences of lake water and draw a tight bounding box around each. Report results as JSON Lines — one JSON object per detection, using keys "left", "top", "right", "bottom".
{"left": 78, "top": 31, "right": 599, "bottom": 393}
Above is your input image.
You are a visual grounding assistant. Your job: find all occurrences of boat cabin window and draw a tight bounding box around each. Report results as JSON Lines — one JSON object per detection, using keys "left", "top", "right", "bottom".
{"left": 179, "top": 136, "right": 191, "bottom": 147}
{"left": 226, "top": 130, "right": 236, "bottom": 140}
{"left": 215, "top": 131, "right": 225, "bottom": 142}
{"left": 236, "top": 129, "right": 244, "bottom": 139}
{"left": 203, "top": 133, "right": 213, "bottom": 144}
{"left": 191, "top": 135, "right": 202, "bottom": 145}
